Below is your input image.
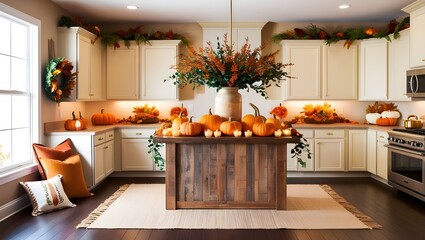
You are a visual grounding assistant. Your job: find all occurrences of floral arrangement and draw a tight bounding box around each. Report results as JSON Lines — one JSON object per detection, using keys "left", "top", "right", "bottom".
{"left": 273, "top": 17, "right": 410, "bottom": 49}
{"left": 270, "top": 103, "right": 288, "bottom": 119}
{"left": 296, "top": 103, "right": 353, "bottom": 124}
{"left": 58, "top": 16, "right": 189, "bottom": 49}
{"left": 168, "top": 34, "right": 292, "bottom": 98}
{"left": 44, "top": 57, "right": 77, "bottom": 103}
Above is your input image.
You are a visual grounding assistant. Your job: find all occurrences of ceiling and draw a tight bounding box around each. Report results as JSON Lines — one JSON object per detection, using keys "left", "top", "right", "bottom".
{"left": 51, "top": 0, "right": 415, "bottom": 24}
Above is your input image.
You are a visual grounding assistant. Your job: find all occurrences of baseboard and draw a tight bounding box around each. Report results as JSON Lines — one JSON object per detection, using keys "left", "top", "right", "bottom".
{"left": 110, "top": 171, "right": 165, "bottom": 178}
{"left": 0, "top": 195, "right": 30, "bottom": 222}
{"left": 287, "top": 171, "right": 371, "bottom": 178}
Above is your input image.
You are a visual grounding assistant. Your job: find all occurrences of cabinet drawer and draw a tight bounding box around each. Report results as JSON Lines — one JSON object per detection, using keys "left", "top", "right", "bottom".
{"left": 94, "top": 133, "right": 106, "bottom": 145}
{"left": 105, "top": 130, "right": 114, "bottom": 141}
{"left": 377, "top": 131, "right": 389, "bottom": 143}
{"left": 297, "top": 129, "right": 314, "bottom": 138}
{"left": 121, "top": 128, "right": 155, "bottom": 138}
{"left": 315, "top": 129, "right": 345, "bottom": 138}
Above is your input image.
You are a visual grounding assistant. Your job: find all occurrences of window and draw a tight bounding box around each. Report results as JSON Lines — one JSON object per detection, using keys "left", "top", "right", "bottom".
{"left": 0, "top": 3, "right": 40, "bottom": 175}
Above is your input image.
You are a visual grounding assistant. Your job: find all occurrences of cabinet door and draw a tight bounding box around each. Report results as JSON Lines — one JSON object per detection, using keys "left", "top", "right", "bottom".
{"left": 348, "top": 130, "right": 367, "bottom": 171}
{"left": 77, "top": 34, "right": 91, "bottom": 100}
{"left": 376, "top": 131, "right": 389, "bottom": 180}
{"left": 122, "top": 138, "right": 153, "bottom": 170}
{"left": 281, "top": 41, "right": 321, "bottom": 100}
{"left": 104, "top": 140, "right": 114, "bottom": 176}
{"left": 388, "top": 29, "right": 411, "bottom": 101}
{"left": 140, "top": 41, "right": 180, "bottom": 100}
{"left": 89, "top": 40, "right": 103, "bottom": 100}
{"left": 287, "top": 138, "right": 314, "bottom": 171}
{"left": 409, "top": 6, "right": 425, "bottom": 68}
{"left": 322, "top": 43, "right": 358, "bottom": 100}
{"left": 94, "top": 143, "right": 105, "bottom": 185}
{"left": 315, "top": 138, "right": 345, "bottom": 171}
{"left": 367, "top": 130, "right": 377, "bottom": 174}
{"left": 107, "top": 43, "right": 139, "bottom": 99}
{"left": 359, "top": 39, "right": 388, "bottom": 100}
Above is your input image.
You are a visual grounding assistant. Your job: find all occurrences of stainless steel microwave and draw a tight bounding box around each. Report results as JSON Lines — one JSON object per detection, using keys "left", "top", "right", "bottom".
{"left": 407, "top": 68, "right": 425, "bottom": 98}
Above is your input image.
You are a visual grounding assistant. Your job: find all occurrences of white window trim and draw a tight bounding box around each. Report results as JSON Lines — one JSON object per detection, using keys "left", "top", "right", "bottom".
{"left": 0, "top": 2, "right": 41, "bottom": 180}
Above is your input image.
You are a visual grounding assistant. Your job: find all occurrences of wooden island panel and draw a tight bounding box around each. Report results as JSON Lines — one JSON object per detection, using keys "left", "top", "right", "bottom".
{"left": 155, "top": 136, "right": 298, "bottom": 210}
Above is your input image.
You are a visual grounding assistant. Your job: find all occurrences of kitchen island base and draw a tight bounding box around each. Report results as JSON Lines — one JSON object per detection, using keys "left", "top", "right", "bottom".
{"left": 155, "top": 136, "right": 299, "bottom": 210}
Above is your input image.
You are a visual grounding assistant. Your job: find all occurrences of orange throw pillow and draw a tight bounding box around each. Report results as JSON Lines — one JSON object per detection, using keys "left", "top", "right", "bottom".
{"left": 32, "top": 138, "right": 74, "bottom": 179}
{"left": 39, "top": 154, "right": 92, "bottom": 198}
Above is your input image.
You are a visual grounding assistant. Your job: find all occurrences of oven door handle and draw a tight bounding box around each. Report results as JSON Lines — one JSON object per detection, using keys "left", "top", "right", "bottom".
{"left": 385, "top": 144, "right": 425, "bottom": 156}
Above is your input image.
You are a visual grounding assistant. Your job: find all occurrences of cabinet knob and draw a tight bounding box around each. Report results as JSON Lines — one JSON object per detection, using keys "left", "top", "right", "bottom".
{"left": 98, "top": 137, "right": 104, "bottom": 141}
{"left": 104, "top": 146, "right": 108, "bottom": 149}
{"left": 109, "top": 134, "right": 113, "bottom": 137}
{"left": 326, "top": 133, "right": 333, "bottom": 136}
{"left": 422, "top": 59, "right": 425, "bottom": 62}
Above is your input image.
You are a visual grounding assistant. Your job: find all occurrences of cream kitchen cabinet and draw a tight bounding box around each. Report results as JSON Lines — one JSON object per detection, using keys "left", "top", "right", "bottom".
{"left": 57, "top": 27, "right": 104, "bottom": 101}
{"left": 388, "top": 29, "right": 411, "bottom": 101}
{"left": 140, "top": 40, "right": 180, "bottom": 100}
{"left": 121, "top": 128, "right": 157, "bottom": 171}
{"left": 376, "top": 131, "right": 389, "bottom": 180}
{"left": 359, "top": 38, "right": 388, "bottom": 101}
{"left": 348, "top": 130, "right": 367, "bottom": 171}
{"left": 367, "top": 130, "right": 377, "bottom": 174}
{"left": 107, "top": 41, "right": 139, "bottom": 99}
{"left": 94, "top": 131, "right": 115, "bottom": 185}
{"left": 403, "top": 1, "right": 425, "bottom": 68}
{"left": 281, "top": 40, "right": 357, "bottom": 100}
{"left": 287, "top": 129, "right": 314, "bottom": 171}
{"left": 314, "top": 129, "right": 345, "bottom": 171}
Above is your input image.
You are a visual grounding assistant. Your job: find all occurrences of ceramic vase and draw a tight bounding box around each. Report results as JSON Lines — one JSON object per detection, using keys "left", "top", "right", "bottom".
{"left": 214, "top": 87, "right": 242, "bottom": 121}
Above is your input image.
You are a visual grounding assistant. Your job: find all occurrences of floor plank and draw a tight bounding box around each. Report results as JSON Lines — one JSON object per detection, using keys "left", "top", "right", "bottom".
{"left": 1, "top": 177, "right": 425, "bottom": 240}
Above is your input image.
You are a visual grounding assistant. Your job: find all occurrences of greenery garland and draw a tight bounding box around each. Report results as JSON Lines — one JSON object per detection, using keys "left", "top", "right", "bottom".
{"left": 44, "top": 57, "right": 77, "bottom": 103}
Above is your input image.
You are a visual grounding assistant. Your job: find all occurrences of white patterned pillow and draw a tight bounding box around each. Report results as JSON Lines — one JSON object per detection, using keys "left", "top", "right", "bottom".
{"left": 20, "top": 174, "right": 76, "bottom": 216}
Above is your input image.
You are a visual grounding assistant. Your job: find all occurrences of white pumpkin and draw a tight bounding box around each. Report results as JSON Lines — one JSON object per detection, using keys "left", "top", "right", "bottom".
{"left": 365, "top": 113, "right": 381, "bottom": 124}
{"left": 381, "top": 110, "right": 401, "bottom": 119}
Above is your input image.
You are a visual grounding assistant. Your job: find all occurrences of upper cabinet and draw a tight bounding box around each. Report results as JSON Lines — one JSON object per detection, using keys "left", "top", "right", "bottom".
{"left": 57, "top": 27, "right": 104, "bottom": 101}
{"left": 403, "top": 0, "right": 425, "bottom": 68}
{"left": 358, "top": 38, "right": 388, "bottom": 101}
{"left": 106, "top": 41, "right": 139, "bottom": 100}
{"left": 140, "top": 40, "right": 181, "bottom": 100}
{"left": 281, "top": 40, "right": 357, "bottom": 100}
{"left": 388, "top": 29, "right": 411, "bottom": 101}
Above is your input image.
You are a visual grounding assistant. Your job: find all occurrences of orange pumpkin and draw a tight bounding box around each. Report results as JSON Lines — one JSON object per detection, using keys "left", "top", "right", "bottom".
{"left": 91, "top": 109, "right": 116, "bottom": 125}
{"left": 199, "top": 108, "right": 223, "bottom": 131}
{"left": 242, "top": 103, "right": 265, "bottom": 132}
{"left": 79, "top": 111, "right": 89, "bottom": 127}
{"left": 64, "top": 111, "right": 87, "bottom": 131}
{"left": 266, "top": 115, "right": 281, "bottom": 131}
{"left": 172, "top": 110, "right": 189, "bottom": 131}
{"left": 180, "top": 116, "right": 202, "bottom": 136}
{"left": 252, "top": 120, "right": 275, "bottom": 137}
{"left": 376, "top": 117, "right": 398, "bottom": 126}
{"left": 220, "top": 117, "right": 242, "bottom": 136}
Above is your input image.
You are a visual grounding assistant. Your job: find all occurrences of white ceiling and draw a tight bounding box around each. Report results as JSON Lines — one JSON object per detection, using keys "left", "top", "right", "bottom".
{"left": 51, "top": 0, "right": 415, "bottom": 24}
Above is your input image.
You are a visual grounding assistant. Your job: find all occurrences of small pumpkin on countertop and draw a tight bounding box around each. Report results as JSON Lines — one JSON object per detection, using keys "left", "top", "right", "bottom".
{"left": 64, "top": 111, "right": 87, "bottom": 131}
{"left": 91, "top": 109, "right": 116, "bottom": 125}
{"left": 220, "top": 117, "right": 242, "bottom": 136}
{"left": 266, "top": 115, "right": 281, "bottom": 131}
{"left": 376, "top": 117, "right": 398, "bottom": 126}
{"left": 199, "top": 108, "right": 223, "bottom": 131}
{"left": 252, "top": 119, "right": 275, "bottom": 137}
{"left": 242, "top": 103, "right": 265, "bottom": 132}
{"left": 180, "top": 116, "right": 202, "bottom": 136}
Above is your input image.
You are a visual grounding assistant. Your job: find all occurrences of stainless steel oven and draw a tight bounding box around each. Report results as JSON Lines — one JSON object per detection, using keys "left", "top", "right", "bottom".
{"left": 387, "top": 129, "right": 425, "bottom": 201}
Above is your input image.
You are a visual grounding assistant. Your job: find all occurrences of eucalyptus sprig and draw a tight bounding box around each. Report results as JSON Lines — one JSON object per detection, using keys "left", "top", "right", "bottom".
{"left": 147, "top": 134, "right": 165, "bottom": 170}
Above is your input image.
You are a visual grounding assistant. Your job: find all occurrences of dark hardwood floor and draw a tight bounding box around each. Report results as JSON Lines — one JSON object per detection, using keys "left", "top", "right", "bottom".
{"left": 1, "top": 177, "right": 425, "bottom": 240}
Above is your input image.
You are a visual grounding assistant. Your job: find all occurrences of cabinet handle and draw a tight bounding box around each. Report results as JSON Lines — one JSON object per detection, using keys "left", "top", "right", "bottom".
{"left": 89, "top": 94, "right": 94, "bottom": 96}
{"left": 422, "top": 59, "right": 425, "bottom": 61}
{"left": 136, "top": 133, "right": 143, "bottom": 136}
{"left": 326, "top": 133, "right": 333, "bottom": 136}
{"left": 104, "top": 146, "right": 108, "bottom": 149}
{"left": 109, "top": 134, "right": 113, "bottom": 137}
{"left": 379, "top": 136, "right": 385, "bottom": 138}
{"left": 98, "top": 137, "right": 104, "bottom": 141}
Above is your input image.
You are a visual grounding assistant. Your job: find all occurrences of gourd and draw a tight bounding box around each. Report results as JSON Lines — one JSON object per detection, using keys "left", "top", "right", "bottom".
{"left": 180, "top": 116, "right": 202, "bottom": 136}
{"left": 242, "top": 103, "right": 265, "bottom": 132}
{"left": 365, "top": 113, "right": 381, "bottom": 124}
{"left": 91, "top": 109, "right": 116, "bottom": 125}
{"left": 381, "top": 110, "right": 400, "bottom": 119}
{"left": 265, "top": 115, "right": 281, "bottom": 131}
{"left": 252, "top": 120, "right": 275, "bottom": 137}
{"left": 64, "top": 111, "right": 87, "bottom": 131}
{"left": 172, "top": 108, "right": 189, "bottom": 131}
{"left": 219, "top": 117, "right": 242, "bottom": 136}
{"left": 199, "top": 108, "right": 223, "bottom": 131}
{"left": 376, "top": 117, "right": 398, "bottom": 126}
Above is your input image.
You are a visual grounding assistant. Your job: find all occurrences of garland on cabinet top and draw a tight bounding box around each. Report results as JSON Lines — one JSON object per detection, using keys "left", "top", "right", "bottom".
{"left": 273, "top": 16, "right": 410, "bottom": 48}
{"left": 58, "top": 16, "right": 190, "bottom": 49}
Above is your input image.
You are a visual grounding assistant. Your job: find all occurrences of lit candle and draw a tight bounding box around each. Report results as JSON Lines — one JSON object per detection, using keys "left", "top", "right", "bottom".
{"left": 204, "top": 129, "right": 213, "bottom": 137}
{"left": 233, "top": 130, "right": 242, "bottom": 137}
{"left": 244, "top": 130, "right": 252, "bottom": 137}
{"left": 283, "top": 128, "right": 292, "bottom": 136}
{"left": 214, "top": 130, "right": 222, "bottom": 137}
{"left": 274, "top": 129, "right": 282, "bottom": 137}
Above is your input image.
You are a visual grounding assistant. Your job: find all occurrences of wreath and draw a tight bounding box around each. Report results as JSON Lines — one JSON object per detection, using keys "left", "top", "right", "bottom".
{"left": 45, "top": 57, "right": 77, "bottom": 103}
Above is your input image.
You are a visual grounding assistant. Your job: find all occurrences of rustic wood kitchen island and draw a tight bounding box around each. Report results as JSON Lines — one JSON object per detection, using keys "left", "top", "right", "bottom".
{"left": 154, "top": 135, "right": 299, "bottom": 210}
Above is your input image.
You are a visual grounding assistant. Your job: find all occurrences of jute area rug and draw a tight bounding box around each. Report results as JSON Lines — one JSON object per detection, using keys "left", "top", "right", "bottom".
{"left": 76, "top": 184, "right": 381, "bottom": 230}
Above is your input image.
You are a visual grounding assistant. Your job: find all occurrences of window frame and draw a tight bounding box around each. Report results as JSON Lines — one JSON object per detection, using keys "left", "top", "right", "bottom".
{"left": 0, "top": 2, "right": 40, "bottom": 181}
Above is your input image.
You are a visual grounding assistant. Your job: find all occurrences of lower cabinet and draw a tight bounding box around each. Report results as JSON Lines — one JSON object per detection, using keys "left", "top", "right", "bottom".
{"left": 121, "top": 128, "right": 158, "bottom": 171}
{"left": 94, "top": 130, "right": 115, "bottom": 185}
{"left": 348, "top": 130, "right": 367, "bottom": 171}
{"left": 367, "top": 129, "right": 389, "bottom": 180}
{"left": 314, "top": 129, "right": 345, "bottom": 171}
